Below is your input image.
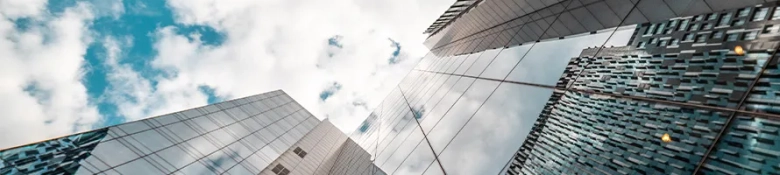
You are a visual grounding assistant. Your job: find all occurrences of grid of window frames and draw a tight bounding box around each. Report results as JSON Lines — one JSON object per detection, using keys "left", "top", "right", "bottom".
{"left": 423, "top": 0, "right": 780, "bottom": 57}
{"left": 353, "top": 1, "right": 780, "bottom": 175}
{"left": 1, "top": 90, "right": 322, "bottom": 175}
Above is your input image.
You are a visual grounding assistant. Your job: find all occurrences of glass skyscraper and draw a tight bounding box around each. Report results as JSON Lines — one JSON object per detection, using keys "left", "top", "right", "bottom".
{"left": 6, "top": 1, "right": 780, "bottom": 175}
{"left": 0, "top": 90, "right": 384, "bottom": 175}
{"left": 350, "top": 0, "right": 780, "bottom": 175}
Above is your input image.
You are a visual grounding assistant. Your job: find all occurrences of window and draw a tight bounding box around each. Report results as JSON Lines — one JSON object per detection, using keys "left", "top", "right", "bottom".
{"left": 689, "top": 23, "right": 700, "bottom": 31}
{"left": 753, "top": 7, "right": 769, "bottom": 21}
{"left": 731, "top": 19, "right": 745, "bottom": 26}
{"left": 694, "top": 15, "right": 704, "bottom": 21}
{"left": 702, "top": 23, "right": 713, "bottom": 30}
{"left": 738, "top": 8, "right": 751, "bottom": 17}
{"left": 726, "top": 33, "right": 740, "bottom": 41}
{"left": 655, "top": 23, "right": 666, "bottom": 35}
{"left": 649, "top": 38, "right": 658, "bottom": 44}
{"left": 718, "top": 12, "right": 733, "bottom": 26}
{"left": 743, "top": 31, "right": 758, "bottom": 40}
{"left": 711, "top": 31, "right": 724, "bottom": 39}
{"left": 658, "top": 40, "right": 668, "bottom": 47}
{"left": 638, "top": 42, "right": 646, "bottom": 48}
{"left": 670, "top": 39, "right": 679, "bottom": 46}
{"left": 696, "top": 35, "right": 707, "bottom": 43}
{"left": 271, "top": 164, "right": 290, "bottom": 175}
{"left": 645, "top": 24, "right": 656, "bottom": 35}
{"left": 708, "top": 13, "right": 718, "bottom": 20}
{"left": 764, "top": 25, "right": 776, "bottom": 33}
{"left": 773, "top": 7, "right": 780, "bottom": 20}
{"left": 293, "top": 147, "right": 307, "bottom": 158}
{"left": 668, "top": 20, "right": 678, "bottom": 27}
{"left": 683, "top": 33, "right": 695, "bottom": 41}
{"left": 678, "top": 19, "right": 690, "bottom": 31}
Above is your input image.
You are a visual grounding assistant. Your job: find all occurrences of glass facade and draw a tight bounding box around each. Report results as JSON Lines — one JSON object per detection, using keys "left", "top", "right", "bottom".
{"left": 0, "top": 90, "right": 384, "bottom": 175}
{"left": 5, "top": 1, "right": 780, "bottom": 175}
{"left": 354, "top": 0, "right": 780, "bottom": 175}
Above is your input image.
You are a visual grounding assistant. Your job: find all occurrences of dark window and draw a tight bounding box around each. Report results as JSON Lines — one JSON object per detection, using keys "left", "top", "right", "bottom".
{"left": 726, "top": 33, "right": 740, "bottom": 41}
{"left": 678, "top": 19, "right": 689, "bottom": 31}
{"left": 293, "top": 147, "right": 302, "bottom": 154}
{"left": 272, "top": 164, "right": 291, "bottom": 175}
{"left": 743, "top": 31, "right": 758, "bottom": 40}
{"left": 731, "top": 19, "right": 745, "bottom": 26}
{"left": 293, "top": 147, "right": 307, "bottom": 158}
{"left": 702, "top": 23, "right": 713, "bottom": 30}
{"left": 764, "top": 25, "right": 775, "bottom": 33}
{"left": 272, "top": 164, "right": 287, "bottom": 174}
{"left": 753, "top": 7, "right": 769, "bottom": 21}
{"left": 711, "top": 31, "right": 724, "bottom": 39}
{"left": 645, "top": 24, "right": 656, "bottom": 35}
{"left": 737, "top": 7, "right": 751, "bottom": 17}
{"left": 689, "top": 23, "right": 700, "bottom": 31}
{"left": 694, "top": 15, "right": 704, "bottom": 21}
{"left": 708, "top": 13, "right": 718, "bottom": 20}
{"left": 683, "top": 33, "right": 694, "bottom": 41}
{"left": 670, "top": 39, "right": 679, "bottom": 46}
{"left": 718, "top": 12, "right": 733, "bottom": 26}
{"left": 696, "top": 35, "right": 707, "bottom": 43}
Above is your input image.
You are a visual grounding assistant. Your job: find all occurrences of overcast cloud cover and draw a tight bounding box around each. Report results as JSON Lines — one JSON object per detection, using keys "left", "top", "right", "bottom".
{"left": 0, "top": 0, "right": 452, "bottom": 149}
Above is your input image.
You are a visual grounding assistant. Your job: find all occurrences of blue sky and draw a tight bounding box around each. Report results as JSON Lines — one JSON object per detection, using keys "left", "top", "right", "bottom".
{"left": 0, "top": 0, "right": 454, "bottom": 149}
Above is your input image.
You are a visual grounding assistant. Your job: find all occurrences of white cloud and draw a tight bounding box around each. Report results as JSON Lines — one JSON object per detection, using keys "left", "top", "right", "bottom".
{"left": 96, "top": 0, "right": 453, "bottom": 134}
{"left": 0, "top": 2, "right": 100, "bottom": 149}
{"left": 0, "top": 0, "right": 46, "bottom": 18}
{"left": 0, "top": 0, "right": 453, "bottom": 155}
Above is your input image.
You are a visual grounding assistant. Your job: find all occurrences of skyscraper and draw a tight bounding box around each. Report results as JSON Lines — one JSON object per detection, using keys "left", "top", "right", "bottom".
{"left": 350, "top": 0, "right": 780, "bottom": 175}
{"left": 507, "top": 3, "right": 780, "bottom": 174}
{"left": 0, "top": 90, "right": 384, "bottom": 175}
{"left": 6, "top": 1, "right": 780, "bottom": 175}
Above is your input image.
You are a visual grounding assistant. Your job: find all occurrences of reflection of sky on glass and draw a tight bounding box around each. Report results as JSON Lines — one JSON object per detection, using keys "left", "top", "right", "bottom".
{"left": 348, "top": 27, "right": 638, "bottom": 175}
{"left": 438, "top": 82, "right": 553, "bottom": 174}
{"left": 505, "top": 28, "right": 635, "bottom": 85}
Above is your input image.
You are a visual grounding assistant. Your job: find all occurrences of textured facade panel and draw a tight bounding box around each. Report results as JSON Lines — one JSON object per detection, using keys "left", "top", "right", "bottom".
{"left": 424, "top": 0, "right": 780, "bottom": 57}
{"left": 0, "top": 129, "right": 108, "bottom": 174}
{"left": 508, "top": 91, "right": 729, "bottom": 174}
{"left": 701, "top": 114, "right": 780, "bottom": 174}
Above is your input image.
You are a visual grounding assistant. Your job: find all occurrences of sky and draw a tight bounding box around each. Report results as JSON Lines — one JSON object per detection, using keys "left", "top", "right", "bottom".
{"left": 0, "top": 0, "right": 453, "bottom": 149}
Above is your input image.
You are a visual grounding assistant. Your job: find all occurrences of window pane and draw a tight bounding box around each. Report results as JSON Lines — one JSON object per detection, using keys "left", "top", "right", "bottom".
{"left": 177, "top": 161, "right": 215, "bottom": 175}
{"left": 185, "top": 136, "right": 219, "bottom": 156}
{"left": 164, "top": 122, "right": 199, "bottom": 141}
{"left": 203, "top": 150, "right": 239, "bottom": 173}
{"left": 115, "top": 121, "right": 151, "bottom": 135}
{"left": 437, "top": 82, "right": 551, "bottom": 174}
{"left": 156, "top": 146, "right": 198, "bottom": 170}
{"left": 419, "top": 77, "right": 475, "bottom": 133}
{"left": 426, "top": 79, "right": 500, "bottom": 153}
{"left": 391, "top": 141, "right": 436, "bottom": 175}
{"left": 90, "top": 140, "right": 139, "bottom": 167}
{"left": 192, "top": 116, "right": 220, "bottom": 133}
{"left": 127, "top": 129, "right": 174, "bottom": 155}
{"left": 479, "top": 44, "right": 532, "bottom": 79}
{"left": 506, "top": 28, "right": 634, "bottom": 86}
{"left": 464, "top": 48, "right": 502, "bottom": 76}
{"left": 112, "top": 159, "right": 163, "bottom": 174}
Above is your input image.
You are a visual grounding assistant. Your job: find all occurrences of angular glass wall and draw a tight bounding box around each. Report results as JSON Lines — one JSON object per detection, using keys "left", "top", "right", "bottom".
{"left": 356, "top": 0, "right": 780, "bottom": 175}
{"left": 1, "top": 90, "right": 322, "bottom": 175}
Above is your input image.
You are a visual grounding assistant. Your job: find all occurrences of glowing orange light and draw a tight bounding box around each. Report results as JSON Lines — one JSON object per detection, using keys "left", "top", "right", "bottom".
{"left": 661, "top": 133, "right": 672, "bottom": 143}
{"left": 735, "top": 46, "right": 745, "bottom": 55}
